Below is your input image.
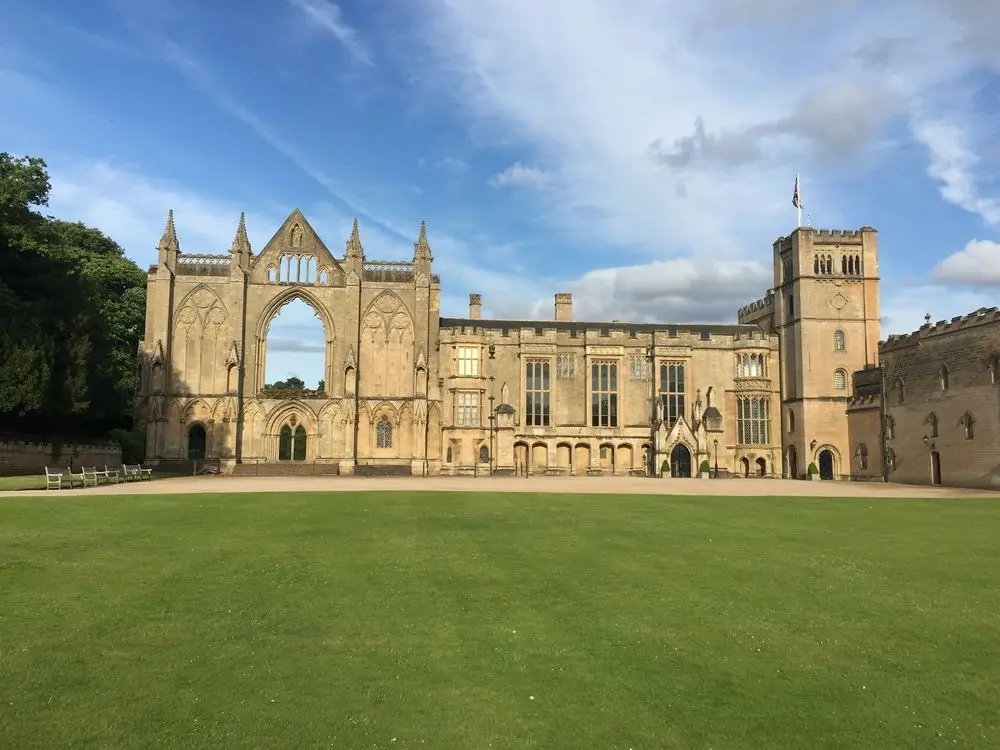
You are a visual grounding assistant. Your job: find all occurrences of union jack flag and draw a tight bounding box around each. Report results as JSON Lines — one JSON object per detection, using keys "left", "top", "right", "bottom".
{"left": 792, "top": 175, "right": 803, "bottom": 209}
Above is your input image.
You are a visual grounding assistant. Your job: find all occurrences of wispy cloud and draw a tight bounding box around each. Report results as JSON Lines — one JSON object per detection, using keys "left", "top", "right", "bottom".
{"left": 912, "top": 118, "right": 1000, "bottom": 226}
{"left": 406, "top": 0, "right": 995, "bottom": 259}
{"left": 285, "top": 0, "right": 371, "bottom": 65}
{"left": 488, "top": 162, "right": 551, "bottom": 189}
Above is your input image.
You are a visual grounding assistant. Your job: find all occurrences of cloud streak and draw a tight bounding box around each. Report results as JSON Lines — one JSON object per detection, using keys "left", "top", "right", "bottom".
{"left": 285, "top": 0, "right": 371, "bottom": 65}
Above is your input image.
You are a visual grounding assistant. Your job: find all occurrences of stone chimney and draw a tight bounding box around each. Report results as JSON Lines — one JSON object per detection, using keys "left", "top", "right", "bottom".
{"left": 554, "top": 292, "right": 572, "bottom": 321}
{"left": 469, "top": 293, "right": 482, "bottom": 319}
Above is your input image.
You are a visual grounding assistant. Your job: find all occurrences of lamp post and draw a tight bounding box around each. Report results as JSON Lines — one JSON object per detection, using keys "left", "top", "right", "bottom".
{"left": 646, "top": 345, "right": 656, "bottom": 478}
{"left": 878, "top": 360, "right": 889, "bottom": 483}
{"left": 713, "top": 438, "right": 719, "bottom": 478}
{"left": 488, "top": 343, "right": 496, "bottom": 476}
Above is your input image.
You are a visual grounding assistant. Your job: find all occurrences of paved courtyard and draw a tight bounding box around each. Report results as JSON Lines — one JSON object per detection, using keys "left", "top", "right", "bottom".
{"left": 2, "top": 474, "right": 996, "bottom": 498}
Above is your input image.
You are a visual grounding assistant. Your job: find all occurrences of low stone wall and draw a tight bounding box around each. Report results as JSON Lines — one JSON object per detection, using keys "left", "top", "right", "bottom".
{"left": 0, "top": 439, "right": 123, "bottom": 476}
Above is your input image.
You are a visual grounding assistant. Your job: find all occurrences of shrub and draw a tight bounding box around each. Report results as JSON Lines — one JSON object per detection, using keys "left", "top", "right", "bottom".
{"left": 700, "top": 459, "right": 711, "bottom": 473}
{"left": 660, "top": 459, "right": 670, "bottom": 473}
{"left": 110, "top": 428, "right": 145, "bottom": 465}
{"left": 807, "top": 462, "right": 818, "bottom": 475}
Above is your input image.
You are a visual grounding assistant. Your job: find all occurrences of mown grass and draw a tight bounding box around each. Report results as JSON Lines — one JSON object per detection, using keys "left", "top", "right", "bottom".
{"left": 1, "top": 492, "right": 998, "bottom": 748}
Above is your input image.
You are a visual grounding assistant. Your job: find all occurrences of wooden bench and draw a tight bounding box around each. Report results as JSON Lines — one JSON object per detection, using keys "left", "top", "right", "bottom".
{"left": 104, "top": 465, "right": 122, "bottom": 483}
{"left": 63, "top": 466, "right": 90, "bottom": 489}
{"left": 45, "top": 467, "right": 64, "bottom": 490}
{"left": 83, "top": 466, "right": 118, "bottom": 485}
{"left": 122, "top": 464, "right": 153, "bottom": 481}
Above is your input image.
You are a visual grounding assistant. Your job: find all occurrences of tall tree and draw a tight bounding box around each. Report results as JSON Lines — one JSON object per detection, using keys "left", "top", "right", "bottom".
{"left": 0, "top": 153, "right": 147, "bottom": 437}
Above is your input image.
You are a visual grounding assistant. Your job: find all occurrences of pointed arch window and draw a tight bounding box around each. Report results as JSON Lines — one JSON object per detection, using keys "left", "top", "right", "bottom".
{"left": 887, "top": 448, "right": 897, "bottom": 471}
{"left": 885, "top": 415, "right": 895, "bottom": 440}
{"left": 834, "top": 369, "right": 847, "bottom": 391}
{"left": 927, "top": 412, "right": 939, "bottom": 439}
{"left": 990, "top": 356, "right": 1000, "bottom": 384}
{"left": 939, "top": 364, "right": 950, "bottom": 390}
{"left": 787, "top": 408, "right": 795, "bottom": 433}
{"left": 376, "top": 415, "right": 393, "bottom": 448}
{"left": 833, "top": 329, "right": 845, "bottom": 351}
{"left": 896, "top": 378, "right": 905, "bottom": 403}
{"left": 961, "top": 411, "right": 975, "bottom": 440}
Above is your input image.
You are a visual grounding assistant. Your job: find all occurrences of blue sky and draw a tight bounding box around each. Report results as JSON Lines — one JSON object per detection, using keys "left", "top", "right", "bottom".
{"left": 2, "top": 0, "right": 999, "bottom": 387}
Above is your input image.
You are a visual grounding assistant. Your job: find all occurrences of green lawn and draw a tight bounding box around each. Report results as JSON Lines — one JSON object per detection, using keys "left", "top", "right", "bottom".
{"left": 1, "top": 493, "right": 998, "bottom": 748}
{"left": 0, "top": 475, "right": 48, "bottom": 491}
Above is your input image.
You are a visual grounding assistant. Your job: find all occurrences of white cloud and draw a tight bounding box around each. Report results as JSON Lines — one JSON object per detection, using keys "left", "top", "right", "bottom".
{"left": 404, "top": 0, "right": 999, "bottom": 266}
{"left": 285, "top": 0, "right": 371, "bottom": 64}
{"left": 912, "top": 119, "right": 1000, "bottom": 226}
{"left": 930, "top": 239, "right": 1000, "bottom": 286}
{"left": 488, "top": 162, "right": 551, "bottom": 189}
{"left": 436, "top": 156, "right": 468, "bottom": 172}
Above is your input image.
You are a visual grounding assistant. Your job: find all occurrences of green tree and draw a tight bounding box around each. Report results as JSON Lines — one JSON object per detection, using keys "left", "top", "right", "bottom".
{"left": 0, "top": 153, "right": 146, "bottom": 437}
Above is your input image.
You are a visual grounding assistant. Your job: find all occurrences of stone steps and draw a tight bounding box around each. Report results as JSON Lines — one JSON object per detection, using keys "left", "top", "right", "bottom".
{"left": 232, "top": 462, "right": 340, "bottom": 477}
{"left": 353, "top": 464, "right": 412, "bottom": 477}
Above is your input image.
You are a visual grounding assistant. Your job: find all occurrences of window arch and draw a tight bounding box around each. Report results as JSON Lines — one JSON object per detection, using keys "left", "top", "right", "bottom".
{"left": 479, "top": 445, "right": 490, "bottom": 463}
{"left": 833, "top": 329, "right": 845, "bottom": 351}
{"left": 926, "top": 412, "right": 939, "bottom": 438}
{"left": 939, "top": 364, "right": 950, "bottom": 390}
{"left": 787, "top": 408, "right": 795, "bottom": 433}
{"left": 896, "top": 378, "right": 905, "bottom": 403}
{"left": 990, "top": 356, "right": 1000, "bottom": 384}
{"left": 885, "top": 415, "right": 895, "bottom": 440}
{"left": 887, "top": 448, "right": 897, "bottom": 471}
{"left": 376, "top": 415, "right": 393, "bottom": 448}
{"left": 735, "top": 352, "right": 767, "bottom": 378}
{"left": 961, "top": 411, "right": 975, "bottom": 440}
{"left": 855, "top": 443, "right": 868, "bottom": 470}
{"left": 833, "top": 369, "right": 847, "bottom": 391}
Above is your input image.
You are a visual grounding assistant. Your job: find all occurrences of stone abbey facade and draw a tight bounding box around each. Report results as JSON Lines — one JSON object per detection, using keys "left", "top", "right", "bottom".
{"left": 136, "top": 209, "right": 883, "bottom": 478}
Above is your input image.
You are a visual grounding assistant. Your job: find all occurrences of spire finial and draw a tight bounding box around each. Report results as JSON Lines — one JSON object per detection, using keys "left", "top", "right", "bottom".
{"left": 231, "top": 211, "right": 251, "bottom": 255}
{"left": 345, "top": 217, "right": 364, "bottom": 259}
{"left": 413, "top": 219, "right": 432, "bottom": 262}
{"left": 158, "top": 209, "right": 179, "bottom": 252}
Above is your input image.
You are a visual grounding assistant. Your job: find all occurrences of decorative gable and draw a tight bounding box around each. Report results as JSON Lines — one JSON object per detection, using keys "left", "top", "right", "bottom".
{"left": 250, "top": 209, "right": 345, "bottom": 286}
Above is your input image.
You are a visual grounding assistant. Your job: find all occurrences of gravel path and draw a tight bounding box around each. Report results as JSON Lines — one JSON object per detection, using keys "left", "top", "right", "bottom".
{"left": 2, "top": 475, "right": 995, "bottom": 498}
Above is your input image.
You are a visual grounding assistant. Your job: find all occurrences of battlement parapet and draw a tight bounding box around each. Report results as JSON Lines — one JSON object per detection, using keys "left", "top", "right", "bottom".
{"left": 879, "top": 306, "right": 1000, "bottom": 353}
{"left": 737, "top": 289, "right": 774, "bottom": 320}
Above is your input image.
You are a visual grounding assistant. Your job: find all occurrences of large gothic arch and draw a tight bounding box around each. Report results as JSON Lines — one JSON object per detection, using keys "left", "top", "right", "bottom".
{"left": 252, "top": 286, "right": 336, "bottom": 394}
{"left": 138, "top": 209, "right": 438, "bottom": 475}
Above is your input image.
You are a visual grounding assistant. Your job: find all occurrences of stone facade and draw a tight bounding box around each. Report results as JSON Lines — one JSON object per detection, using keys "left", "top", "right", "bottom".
{"left": 847, "top": 308, "right": 1000, "bottom": 490}
{"left": 136, "top": 211, "right": 881, "bottom": 479}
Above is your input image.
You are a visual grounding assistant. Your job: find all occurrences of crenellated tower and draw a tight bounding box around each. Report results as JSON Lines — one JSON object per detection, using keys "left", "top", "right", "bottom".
{"left": 771, "top": 227, "right": 880, "bottom": 478}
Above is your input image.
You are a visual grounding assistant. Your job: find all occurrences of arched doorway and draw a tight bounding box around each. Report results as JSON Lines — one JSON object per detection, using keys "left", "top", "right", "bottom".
{"left": 756, "top": 457, "right": 766, "bottom": 477}
{"left": 670, "top": 444, "right": 692, "bottom": 477}
{"left": 818, "top": 449, "right": 835, "bottom": 480}
{"left": 278, "top": 424, "right": 308, "bottom": 461}
{"left": 187, "top": 423, "right": 207, "bottom": 460}
{"left": 931, "top": 451, "right": 942, "bottom": 485}
{"left": 740, "top": 457, "right": 750, "bottom": 477}
{"left": 787, "top": 446, "right": 798, "bottom": 479}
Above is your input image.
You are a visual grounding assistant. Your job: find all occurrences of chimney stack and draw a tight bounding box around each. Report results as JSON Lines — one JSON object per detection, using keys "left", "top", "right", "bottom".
{"left": 554, "top": 292, "right": 572, "bottom": 321}
{"left": 469, "top": 293, "right": 482, "bottom": 319}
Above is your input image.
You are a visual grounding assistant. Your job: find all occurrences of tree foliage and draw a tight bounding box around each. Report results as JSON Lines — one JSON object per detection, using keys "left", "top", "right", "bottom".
{"left": 260, "top": 376, "right": 327, "bottom": 400}
{"left": 0, "top": 153, "right": 147, "bottom": 438}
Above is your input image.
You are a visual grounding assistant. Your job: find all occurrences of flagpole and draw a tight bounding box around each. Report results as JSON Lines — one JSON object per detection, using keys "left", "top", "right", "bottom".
{"left": 796, "top": 173, "right": 803, "bottom": 228}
